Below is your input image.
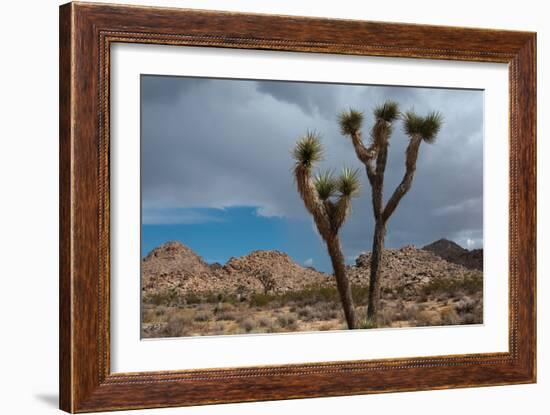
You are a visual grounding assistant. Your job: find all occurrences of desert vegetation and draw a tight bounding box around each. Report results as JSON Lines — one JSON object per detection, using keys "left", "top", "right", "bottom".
{"left": 142, "top": 270, "right": 482, "bottom": 337}
{"left": 141, "top": 240, "right": 483, "bottom": 338}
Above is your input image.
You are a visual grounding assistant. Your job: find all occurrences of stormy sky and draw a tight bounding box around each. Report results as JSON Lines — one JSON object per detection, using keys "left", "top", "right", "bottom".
{"left": 141, "top": 75, "right": 483, "bottom": 272}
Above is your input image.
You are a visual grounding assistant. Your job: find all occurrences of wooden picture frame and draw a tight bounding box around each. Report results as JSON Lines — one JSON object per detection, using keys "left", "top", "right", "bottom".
{"left": 59, "top": 2, "right": 536, "bottom": 412}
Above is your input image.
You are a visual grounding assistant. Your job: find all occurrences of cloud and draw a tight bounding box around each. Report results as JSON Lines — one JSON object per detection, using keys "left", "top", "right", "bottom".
{"left": 142, "top": 207, "right": 225, "bottom": 225}
{"left": 432, "top": 197, "right": 482, "bottom": 217}
{"left": 304, "top": 258, "right": 314, "bottom": 267}
{"left": 141, "top": 76, "right": 484, "bottom": 253}
{"left": 256, "top": 80, "right": 342, "bottom": 117}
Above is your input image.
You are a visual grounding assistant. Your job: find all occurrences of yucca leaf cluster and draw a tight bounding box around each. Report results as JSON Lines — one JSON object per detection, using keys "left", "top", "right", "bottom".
{"left": 338, "top": 109, "right": 364, "bottom": 136}
{"left": 292, "top": 131, "right": 324, "bottom": 169}
{"left": 403, "top": 110, "right": 443, "bottom": 143}
{"left": 314, "top": 168, "right": 361, "bottom": 201}
{"left": 374, "top": 101, "right": 400, "bottom": 122}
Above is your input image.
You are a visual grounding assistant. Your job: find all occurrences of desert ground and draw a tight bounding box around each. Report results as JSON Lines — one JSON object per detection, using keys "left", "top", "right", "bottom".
{"left": 141, "top": 239, "right": 482, "bottom": 338}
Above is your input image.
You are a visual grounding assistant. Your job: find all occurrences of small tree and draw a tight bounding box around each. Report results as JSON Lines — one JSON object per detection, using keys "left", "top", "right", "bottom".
{"left": 339, "top": 102, "right": 442, "bottom": 323}
{"left": 256, "top": 270, "right": 276, "bottom": 295}
{"left": 292, "top": 132, "right": 361, "bottom": 329}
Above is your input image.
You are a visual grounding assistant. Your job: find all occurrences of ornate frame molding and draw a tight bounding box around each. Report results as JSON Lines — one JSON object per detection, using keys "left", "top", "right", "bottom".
{"left": 60, "top": 2, "right": 536, "bottom": 412}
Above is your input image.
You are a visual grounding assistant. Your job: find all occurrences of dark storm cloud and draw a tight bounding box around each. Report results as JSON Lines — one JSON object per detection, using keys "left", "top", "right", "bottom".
{"left": 141, "top": 75, "right": 484, "bottom": 253}
{"left": 140, "top": 75, "right": 208, "bottom": 105}
{"left": 256, "top": 80, "right": 342, "bottom": 117}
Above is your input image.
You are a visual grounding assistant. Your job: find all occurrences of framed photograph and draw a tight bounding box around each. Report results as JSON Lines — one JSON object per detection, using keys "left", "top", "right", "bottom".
{"left": 59, "top": 2, "right": 536, "bottom": 412}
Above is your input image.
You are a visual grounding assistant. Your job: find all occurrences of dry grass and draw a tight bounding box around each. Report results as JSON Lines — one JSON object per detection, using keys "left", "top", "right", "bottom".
{"left": 142, "top": 280, "right": 483, "bottom": 338}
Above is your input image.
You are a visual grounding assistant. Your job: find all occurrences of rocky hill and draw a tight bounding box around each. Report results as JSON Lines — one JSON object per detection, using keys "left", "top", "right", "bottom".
{"left": 221, "top": 250, "right": 329, "bottom": 293}
{"left": 141, "top": 241, "right": 329, "bottom": 297}
{"left": 347, "top": 244, "right": 482, "bottom": 297}
{"left": 422, "top": 238, "right": 483, "bottom": 271}
{"left": 142, "top": 240, "right": 483, "bottom": 299}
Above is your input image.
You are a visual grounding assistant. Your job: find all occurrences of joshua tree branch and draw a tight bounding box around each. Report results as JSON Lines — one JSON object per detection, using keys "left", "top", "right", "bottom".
{"left": 294, "top": 164, "right": 333, "bottom": 241}
{"left": 370, "top": 120, "right": 391, "bottom": 220}
{"left": 332, "top": 195, "right": 352, "bottom": 232}
{"left": 351, "top": 132, "right": 377, "bottom": 164}
{"left": 372, "top": 144, "right": 389, "bottom": 219}
{"left": 350, "top": 132, "right": 377, "bottom": 184}
{"left": 382, "top": 135, "right": 422, "bottom": 223}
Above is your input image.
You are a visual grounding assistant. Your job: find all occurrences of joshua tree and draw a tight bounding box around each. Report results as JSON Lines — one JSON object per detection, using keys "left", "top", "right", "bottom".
{"left": 256, "top": 270, "right": 276, "bottom": 295}
{"left": 339, "top": 102, "right": 442, "bottom": 323}
{"left": 292, "top": 132, "right": 361, "bottom": 329}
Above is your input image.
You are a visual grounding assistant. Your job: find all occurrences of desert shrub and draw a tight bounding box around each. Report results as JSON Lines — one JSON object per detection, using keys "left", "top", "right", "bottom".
{"left": 454, "top": 297, "right": 477, "bottom": 315}
{"left": 258, "top": 317, "right": 272, "bottom": 328}
{"left": 155, "top": 306, "right": 168, "bottom": 317}
{"left": 240, "top": 318, "right": 257, "bottom": 333}
{"left": 297, "top": 306, "right": 314, "bottom": 320}
{"left": 162, "top": 313, "right": 193, "bottom": 337}
{"left": 421, "top": 274, "right": 483, "bottom": 298}
{"left": 462, "top": 313, "right": 477, "bottom": 324}
{"left": 214, "top": 302, "right": 235, "bottom": 313}
{"left": 143, "top": 287, "right": 181, "bottom": 307}
{"left": 278, "top": 284, "right": 367, "bottom": 306}
{"left": 376, "top": 307, "right": 398, "bottom": 327}
{"left": 141, "top": 308, "right": 157, "bottom": 323}
{"left": 418, "top": 293, "right": 429, "bottom": 303}
{"left": 316, "top": 303, "right": 340, "bottom": 320}
{"left": 182, "top": 292, "right": 202, "bottom": 305}
{"left": 216, "top": 310, "right": 238, "bottom": 321}
{"left": 440, "top": 307, "right": 461, "bottom": 325}
{"left": 402, "top": 304, "right": 420, "bottom": 321}
{"left": 194, "top": 310, "right": 212, "bottom": 322}
{"left": 245, "top": 284, "right": 369, "bottom": 310}
{"left": 351, "top": 285, "right": 370, "bottom": 305}
{"left": 250, "top": 293, "right": 274, "bottom": 307}
{"left": 159, "top": 291, "right": 241, "bottom": 306}
{"left": 358, "top": 318, "right": 376, "bottom": 329}
{"left": 436, "top": 292, "right": 451, "bottom": 302}
{"left": 415, "top": 310, "right": 441, "bottom": 326}
{"left": 277, "top": 313, "right": 298, "bottom": 330}
{"left": 282, "top": 286, "right": 338, "bottom": 305}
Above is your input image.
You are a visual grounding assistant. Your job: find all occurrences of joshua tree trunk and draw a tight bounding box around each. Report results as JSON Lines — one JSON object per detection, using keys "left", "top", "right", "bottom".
{"left": 365, "top": 124, "right": 389, "bottom": 320}
{"left": 367, "top": 220, "right": 386, "bottom": 319}
{"left": 326, "top": 236, "right": 357, "bottom": 329}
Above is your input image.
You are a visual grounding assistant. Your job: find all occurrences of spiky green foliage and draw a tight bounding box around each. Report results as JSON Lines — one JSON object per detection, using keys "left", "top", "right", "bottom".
{"left": 403, "top": 110, "right": 443, "bottom": 143}
{"left": 337, "top": 167, "right": 361, "bottom": 197}
{"left": 419, "top": 111, "right": 443, "bottom": 143}
{"left": 292, "top": 131, "right": 324, "bottom": 169}
{"left": 315, "top": 170, "right": 337, "bottom": 200}
{"left": 374, "top": 101, "right": 400, "bottom": 122}
{"left": 403, "top": 111, "right": 424, "bottom": 137}
{"left": 338, "top": 109, "right": 364, "bottom": 136}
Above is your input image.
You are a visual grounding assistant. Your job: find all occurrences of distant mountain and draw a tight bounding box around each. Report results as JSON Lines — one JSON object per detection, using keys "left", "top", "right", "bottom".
{"left": 422, "top": 239, "right": 483, "bottom": 271}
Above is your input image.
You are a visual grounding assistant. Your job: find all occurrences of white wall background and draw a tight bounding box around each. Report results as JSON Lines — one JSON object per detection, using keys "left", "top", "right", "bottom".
{"left": 0, "top": 0, "right": 546, "bottom": 414}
